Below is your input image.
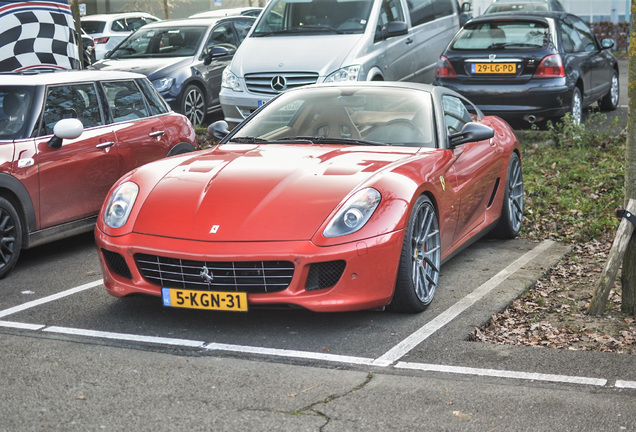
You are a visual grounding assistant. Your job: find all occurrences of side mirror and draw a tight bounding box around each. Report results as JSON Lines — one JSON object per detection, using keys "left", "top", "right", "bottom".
{"left": 383, "top": 21, "right": 408, "bottom": 39}
{"left": 203, "top": 46, "right": 233, "bottom": 65}
{"left": 600, "top": 38, "right": 615, "bottom": 50}
{"left": 48, "top": 118, "right": 84, "bottom": 149}
{"left": 461, "top": 2, "right": 472, "bottom": 12}
{"left": 208, "top": 120, "right": 230, "bottom": 140}
{"left": 449, "top": 122, "right": 494, "bottom": 148}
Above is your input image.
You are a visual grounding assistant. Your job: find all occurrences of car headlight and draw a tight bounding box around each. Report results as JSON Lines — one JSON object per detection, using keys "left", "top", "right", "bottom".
{"left": 152, "top": 77, "right": 174, "bottom": 93}
{"left": 103, "top": 182, "right": 139, "bottom": 229}
{"left": 323, "top": 188, "right": 381, "bottom": 237}
{"left": 222, "top": 67, "right": 242, "bottom": 91}
{"left": 324, "top": 65, "right": 362, "bottom": 82}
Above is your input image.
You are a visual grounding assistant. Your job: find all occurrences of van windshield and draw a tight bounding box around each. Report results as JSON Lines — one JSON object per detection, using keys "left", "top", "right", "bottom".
{"left": 253, "top": 0, "right": 373, "bottom": 36}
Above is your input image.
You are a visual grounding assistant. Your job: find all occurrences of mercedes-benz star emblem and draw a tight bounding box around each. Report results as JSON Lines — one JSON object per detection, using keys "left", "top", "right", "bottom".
{"left": 271, "top": 75, "right": 287, "bottom": 92}
{"left": 200, "top": 265, "right": 214, "bottom": 284}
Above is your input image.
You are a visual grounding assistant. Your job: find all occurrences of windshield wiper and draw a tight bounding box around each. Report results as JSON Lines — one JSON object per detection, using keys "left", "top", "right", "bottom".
{"left": 228, "top": 136, "right": 270, "bottom": 143}
{"left": 310, "top": 137, "right": 387, "bottom": 146}
{"left": 253, "top": 25, "right": 344, "bottom": 36}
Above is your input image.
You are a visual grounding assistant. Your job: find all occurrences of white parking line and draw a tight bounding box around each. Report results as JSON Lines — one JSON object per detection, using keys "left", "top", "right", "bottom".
{"left": 615, "top": 380, "right": 636, "bottom": 389}
{"left": 43, "top": 326, "right": 206, "bottom": 348}
{"left": 373, "top": 240, "right": 555, "bottom": 366}
{"left": 0, "top": 279, "right": 102, "bottom": 319}
{"left": 204, "top": 342, "right": 376, "bottom": 366}
{"left": 396, "top": 362, "right": 607, "bottom": 387}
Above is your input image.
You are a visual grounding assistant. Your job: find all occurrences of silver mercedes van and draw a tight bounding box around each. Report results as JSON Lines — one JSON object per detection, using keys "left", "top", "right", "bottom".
{"left": 219, "top": 0, "right": 460, "bottom": 126}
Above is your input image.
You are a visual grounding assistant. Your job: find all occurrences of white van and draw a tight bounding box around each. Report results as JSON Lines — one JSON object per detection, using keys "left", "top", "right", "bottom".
{"left": 219, "top": 0, "right": 460, "bottom": 126}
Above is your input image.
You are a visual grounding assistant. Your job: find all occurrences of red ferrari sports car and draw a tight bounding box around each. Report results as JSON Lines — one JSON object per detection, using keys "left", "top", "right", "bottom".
{"left": 95, "top": 82, "right": 523, "bottom": 313}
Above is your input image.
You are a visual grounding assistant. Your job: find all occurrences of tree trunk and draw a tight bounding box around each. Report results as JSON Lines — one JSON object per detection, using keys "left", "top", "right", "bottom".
{"left": 622, "top": 0, "right": 636, "bottom": 316}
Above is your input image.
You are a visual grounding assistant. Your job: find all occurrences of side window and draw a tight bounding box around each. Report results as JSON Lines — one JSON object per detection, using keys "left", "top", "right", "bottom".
{"left": 433, "top": 0, "right": 455, "bottom": 18}
{"left": 206, "top": 23, "right": 239, "bottom": 51}
{"left": 102, "top": 80, "right": 149, "bottom": 123}
{"left": 569, "top": 16, "right": 598, "bottom": 52}
{"left": 41, "top": 83, "right": 102, "bottom": 135}
{"left": 233, "top": 19, "right": 254, "bottom": 43}
{"left": 136, "top": 78, "right": 170, "bottom": 116}
{"left": 409, "top": 0, "right": 436, "bottom": 26}
{"left": 443, "top": 95, "right": 472, "bottom": 135}
{"left": 377, "top": 0, "right": 406, "bottom": 41}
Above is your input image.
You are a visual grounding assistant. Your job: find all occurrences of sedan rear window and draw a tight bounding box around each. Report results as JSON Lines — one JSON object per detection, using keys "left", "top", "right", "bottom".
{"left": 451, "top": 21, "right": 549, "bottom": 50}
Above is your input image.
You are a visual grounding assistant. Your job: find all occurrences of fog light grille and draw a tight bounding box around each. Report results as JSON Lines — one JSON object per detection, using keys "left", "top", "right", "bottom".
{"left": 306, "top": 260, "right": 346, "bottom": 291}
{"left": 101, "top": 249, "right": 132, "bottom": 279}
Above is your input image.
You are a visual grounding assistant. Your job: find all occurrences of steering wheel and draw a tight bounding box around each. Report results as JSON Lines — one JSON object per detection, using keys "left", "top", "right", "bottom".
{"left": 365, "top": 118, "right": 425, "bottom": 143}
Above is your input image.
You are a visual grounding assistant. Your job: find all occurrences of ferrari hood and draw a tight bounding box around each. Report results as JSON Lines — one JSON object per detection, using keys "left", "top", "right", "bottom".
{"left": 133, "top": 144, "right": 416, "bottom": 241}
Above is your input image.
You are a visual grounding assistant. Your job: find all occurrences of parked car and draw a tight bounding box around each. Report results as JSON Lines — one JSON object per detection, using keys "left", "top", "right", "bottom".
{"left": 435, "top": 12, "right": 619, "bottom": 124}
{"left": 189, "top": 7, "right": 263, "bottom": 18}
{"left": 95, "top": 82, "right": 523, "bottom": 313}
{"left": 81, "top": 12, "right": 161, "bottom": 60}
{"left": 483, "top": 0, "right": 565, "bottom": 14}
{"left": 219, "top": 0, "right": 461, "bottom": 128}
{"left": 0, "top": 70, "right": 198, "bottom": 279}
{"left": 91, "top": 16, "right": 255, "bottom": 126}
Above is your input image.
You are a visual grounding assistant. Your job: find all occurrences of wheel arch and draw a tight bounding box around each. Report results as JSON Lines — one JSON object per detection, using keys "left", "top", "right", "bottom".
{"left": 166, "top": 142, "right": 197, "bottom": 157}
{"left": 0, "top": 173, "right": 36, "bottom": 245}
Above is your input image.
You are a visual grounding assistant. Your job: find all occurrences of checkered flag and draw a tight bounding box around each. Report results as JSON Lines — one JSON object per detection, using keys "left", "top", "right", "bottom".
{"left": 0, "top": 1, "right": 80, "bottom": 72}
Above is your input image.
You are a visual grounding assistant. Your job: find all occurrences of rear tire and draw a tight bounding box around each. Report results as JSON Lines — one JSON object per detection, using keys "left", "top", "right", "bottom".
{"left": 490, "top": 153, "right": 523, "bottom": 239}
{"left": 388, "top": 195, "right": 441, "bottom": 313}
{"left": 568, "top": 87, "right": 583, "bottom": 125}
{"left": 0, "top": 197, "right": 22, "bottom": 279}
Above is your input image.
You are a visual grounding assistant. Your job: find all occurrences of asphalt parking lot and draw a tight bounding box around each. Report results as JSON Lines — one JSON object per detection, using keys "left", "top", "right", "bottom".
{"left": 0, "top": 60, "right": 633, "bottom": 431}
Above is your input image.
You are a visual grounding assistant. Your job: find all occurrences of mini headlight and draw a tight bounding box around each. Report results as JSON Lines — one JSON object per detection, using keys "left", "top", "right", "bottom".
{"left": 103, "top": 182, "right": 139, "bottom": 229}
{"left": 323, "top": 188, "right": 381, "bottom": 238}
{"left": 152, "top": 77, "right": 174, "bottom": 93}
{"left": 222, "top": 67, "right": 242, "bottom": 91}
{"left": 324, "top": 65, "right": 362, "bottom": 83}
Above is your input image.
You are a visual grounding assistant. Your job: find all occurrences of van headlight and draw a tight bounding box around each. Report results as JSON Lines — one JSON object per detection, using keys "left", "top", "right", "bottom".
{"left": 324, "top": 65, "right": 362, "bottom": 82}
{"left": 103, "top": 182, "right": 139, "bottom": 229}
{"left": 323, "top": 188, "right": 381, "bottom": 237}
{"left": 222, "top": 67, "right": 242, "bottom": 91}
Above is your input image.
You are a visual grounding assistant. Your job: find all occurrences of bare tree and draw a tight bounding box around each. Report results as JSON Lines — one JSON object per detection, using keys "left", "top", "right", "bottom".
{"left": 620, "top": 0, "right": 636, "bottom": 315}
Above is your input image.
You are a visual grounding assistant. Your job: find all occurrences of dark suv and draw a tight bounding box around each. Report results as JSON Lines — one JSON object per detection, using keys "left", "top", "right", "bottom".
{"left": 0, "top": 69, "right": 198, "bottom": 278}
{"left": 435, "top": 12, "right": 619, "bottom": 124}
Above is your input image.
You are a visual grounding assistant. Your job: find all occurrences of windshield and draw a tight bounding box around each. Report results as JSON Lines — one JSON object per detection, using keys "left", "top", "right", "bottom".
{"left": 253, "top": 0, "right": 374, "bottom": 36}
{"left": 232, "top": 86, "right": 435, "bottom": 147}
{"left": 451, "top": 20, "right": 550, "bottom": 50}
{"left": 108, "top": 26, "right": 207, "bottom": 59}
{"left": 0, "top": 87, "right": 34, "bottom": 141}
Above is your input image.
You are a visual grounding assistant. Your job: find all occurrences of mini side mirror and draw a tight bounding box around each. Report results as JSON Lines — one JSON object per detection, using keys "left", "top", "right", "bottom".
{"left": 449, "top": 122, "right": 494, "bottom": 148}
{"left": 48, "top": 118, "right": 84, "bottom": 149}
{"left": 600, "top": 38, "right": 615, "bottom": 50}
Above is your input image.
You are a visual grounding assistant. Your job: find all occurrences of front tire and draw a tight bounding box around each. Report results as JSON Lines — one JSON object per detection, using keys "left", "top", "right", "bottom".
{"left": 389, "top": 195, "right": 441, "bottom": 313}
{"left": 490, "top": 152, "right": 524, "bottom": 239}
{"left": 599, "top": 70, "right": 619, "bottom": 111}
{"left": 180, "top": 84, "right": 206, "bottom": 126}
{"left": 0, "top": 197, "right": 22, "bottom": 279}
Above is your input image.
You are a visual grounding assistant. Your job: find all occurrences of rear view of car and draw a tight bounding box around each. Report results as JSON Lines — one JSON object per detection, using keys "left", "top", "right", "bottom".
{"left": 483, "top": 0, "right": 565, "bottom": 14}
{"left": 435, "top": 12, "right": 618, "bottom": 124}
{"left": 81, "top": 12, "right": 160, "bottom": 60}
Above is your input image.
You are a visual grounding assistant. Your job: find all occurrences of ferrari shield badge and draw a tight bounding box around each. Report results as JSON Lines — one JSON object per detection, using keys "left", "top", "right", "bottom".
{"left": 439, "top": 176, "right": 446, "bottom": 192}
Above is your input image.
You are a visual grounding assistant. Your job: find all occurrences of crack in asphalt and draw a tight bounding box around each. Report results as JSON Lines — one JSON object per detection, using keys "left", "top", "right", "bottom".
{"left": 244, "top": 373, "right": 375, "bottom": 430}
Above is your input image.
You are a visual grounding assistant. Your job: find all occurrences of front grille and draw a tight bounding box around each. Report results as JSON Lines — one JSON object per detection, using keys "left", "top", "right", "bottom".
{"left": 101, "top": 249, "right": 132, "bottom": 279}
{"left": 245, "top": 72, "right": 319, "bottom": 95}
{"left": 134, "top": 254, "right": 294, "bottom": 293}
{"left": 306, "top": 260, "right": 346, "bottom": 291}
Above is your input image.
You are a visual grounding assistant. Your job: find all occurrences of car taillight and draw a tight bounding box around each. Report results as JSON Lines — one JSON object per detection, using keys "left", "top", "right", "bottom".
{"left": 533, "top": 54, "right": 565, "bottom": 78}
{"left": 435, "top": 56, "right": 457, "bottom": 79}
{"left": 94, "top": 37, "right": 109, "bottom": 44}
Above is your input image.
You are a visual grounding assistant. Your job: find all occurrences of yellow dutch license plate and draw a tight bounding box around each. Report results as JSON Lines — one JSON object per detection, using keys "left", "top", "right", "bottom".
{"left": 472, "top": 63, "right": 516, "bottom": 74}
{"left": 162, "top": 288, "right": 248, "bottom": 312}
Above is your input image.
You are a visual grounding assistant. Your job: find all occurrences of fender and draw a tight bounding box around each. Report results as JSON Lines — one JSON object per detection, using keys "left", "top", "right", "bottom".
{"left": 0, "top": 172, "right": 36, "bottom": 233}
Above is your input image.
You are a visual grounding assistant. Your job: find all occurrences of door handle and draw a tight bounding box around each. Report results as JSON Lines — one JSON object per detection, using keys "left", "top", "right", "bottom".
{"left": 96, "top": 141, "right": 115, "bottom": 149}
{"left": 405, "top": 37, "right": 414, "bottom": 45}
{"left": 149, "top": 130, "right": 165, "bottom": 137}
